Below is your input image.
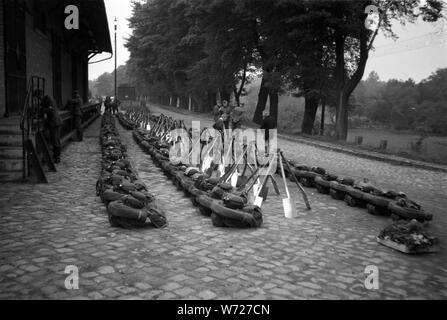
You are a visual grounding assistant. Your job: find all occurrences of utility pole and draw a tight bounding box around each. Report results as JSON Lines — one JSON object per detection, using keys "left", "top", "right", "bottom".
{"left": 114, "top": 17, "right": 117, "bottom": 99}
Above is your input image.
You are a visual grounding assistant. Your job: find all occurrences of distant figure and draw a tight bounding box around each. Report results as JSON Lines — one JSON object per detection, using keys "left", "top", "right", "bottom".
{"left": 71, "top": 91, "right": 83, "bottom": 141}
{"left": 112, "top": 98, "right": 120, "bottom": 115}
{"left": 220, "top": 100, "right": 231, "bottom": 129}
{"left": 260, "top": 110, "right": 275, "bottom": 154}
{"left": 231, "top": 103, "right": 245, "bottom": 130}
{"left": 42, "top": 95, "right": 62, "bottom": 163}
{"left": 213, "top": 118, "right": 225, "bottom": 133}
{"left": 104, "top": 96, "right": 112, "bottom": 113}
{"left": 213, "top": 101, "right": 222, "bottom": 122}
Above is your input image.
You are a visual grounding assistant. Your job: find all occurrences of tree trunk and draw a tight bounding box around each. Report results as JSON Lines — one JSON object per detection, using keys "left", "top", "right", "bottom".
{"left": 233, "top": 87, "right": 240, "bottom": 106}
{"left": 335, "top": 25, "right": 370, "bottom": 140}
{"left": 252, "top": 76, "right": 269, "bottom": 125}
{"left": 269, "top": 90, "right": 279, "bottom": 129}
{"left": 207, "top": 90, "right": 216, "bottom": 112}
{"left": 320, "top": 99, "right": 326, "bottom": 135}
{"left": 335, "top": 92, "right": 349, "bottom": 140}
{"left": 301, "top": 94, "right": 319, "bottom": 134}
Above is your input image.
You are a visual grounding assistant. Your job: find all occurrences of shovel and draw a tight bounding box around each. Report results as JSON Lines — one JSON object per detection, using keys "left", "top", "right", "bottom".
{"left": 279, "top": 150, "right": 311, "bottom": 210}
{"left": 253, "top": 152, "right": 276, "bottom": 207}
{"left": 279, "top": 151, "right": 297, "bottom": 219}
{"left": 225, "top": 148, "right": 245, "bottom": 186}
{"left": 230, "top": 170, "right": 239, "bottom": 187}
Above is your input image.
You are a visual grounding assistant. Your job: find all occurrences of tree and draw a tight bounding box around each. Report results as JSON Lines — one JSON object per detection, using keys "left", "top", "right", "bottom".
{"left": 352, "top": 68, "right": 447, "bottom": 135}
{"left": 330, "top": 0, "right": 443, "bottom": 140}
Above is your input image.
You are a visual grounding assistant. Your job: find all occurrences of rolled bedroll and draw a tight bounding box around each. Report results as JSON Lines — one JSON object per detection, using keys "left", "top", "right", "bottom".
{"left": 388, "top": 202, "right": 433, "bottom": 222}
{"left": 108, "top": 200, "right": 148, "bottom": 222}
{"left": 363, "top": 193, "right": 392, "bottom": 208}
{"left": 181, "top": 178, "right": 194, "bottom": 195}
{"left": 101, "top": 189, "right": 127, "bottom": 204}
{"left": 189, "top": 185, "right": 206, "bottom": 198}
{"left": 344, "top": 186, "right": 367, "bottom": 208}
{"left": 196, "top": 194, "right": 213, "bottom": 216}
{"left": 210, "top": 201, "right": 263, "bottom": 228}
{"left": 131, "top": 190, "right": 155, "bottom": 204}
{"left": 329, "top": 181, "right": 350, "bottom": 200}
{"left": 314, "top": 176, "right": 331, "bottom": 194}
{"left": 293, "top": 169, "right": 319, "bottom": 187}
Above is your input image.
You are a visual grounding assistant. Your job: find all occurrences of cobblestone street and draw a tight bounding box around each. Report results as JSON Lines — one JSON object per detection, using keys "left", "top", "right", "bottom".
{"left": 1, "top": 113, "right": 447, "bottom": 300}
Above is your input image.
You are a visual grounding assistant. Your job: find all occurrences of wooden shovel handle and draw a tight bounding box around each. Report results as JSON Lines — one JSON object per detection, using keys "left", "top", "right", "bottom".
{"left": 238, "top": 167, "right": 260, "bottom": 193}
{"left": 279, "top": 150, "right": 311, "bottom": 210}
{"left": 254, "top": 152, "right": 277, "bottom": 198}
{"left": 268, "top": 175, "right": 281, "bottom": 196}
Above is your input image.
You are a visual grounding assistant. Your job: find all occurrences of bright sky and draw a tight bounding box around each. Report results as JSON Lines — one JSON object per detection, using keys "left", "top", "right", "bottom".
{"left": 88, "top": 0, "right": 132, "bottom": 80}
{"left": 89, "top": 0, "right": 447, "bottom": 83}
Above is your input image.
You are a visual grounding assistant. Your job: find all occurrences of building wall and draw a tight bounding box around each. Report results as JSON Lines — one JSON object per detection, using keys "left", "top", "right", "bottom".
{"left": 25, "top": 11, "right": 53, "bottom": 102}
{"left": 0, "top": 3, "right": 6, "bottom": 117}
{"left": 0, "top": 1, "right": 102, "bottom": 114}
{"left": 76, "top": 58, "right": 88, "bottom": 102}
{"left": 61, "top": 48, "right": 73, "bottom": 106}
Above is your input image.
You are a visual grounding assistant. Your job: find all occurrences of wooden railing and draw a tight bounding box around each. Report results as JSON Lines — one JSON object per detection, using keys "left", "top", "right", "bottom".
{"left": 59, "top": 103, "right": 101, "bottom": 145}
{"left": 21, "top": 101, "right": 101, "bottom": 182}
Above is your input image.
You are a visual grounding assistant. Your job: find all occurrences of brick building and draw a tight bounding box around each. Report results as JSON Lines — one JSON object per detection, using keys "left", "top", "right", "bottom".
{"left": 0, "top": 0, "right": 112, "bottom": 117}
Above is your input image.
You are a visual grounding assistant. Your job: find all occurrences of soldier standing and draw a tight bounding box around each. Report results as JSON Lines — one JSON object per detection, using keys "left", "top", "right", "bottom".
{"left": 220, "top": 100, "right": 231, "bottom": 129}
{"left": 231, "top": 103, "right": 245, "bottom": 130}
{"left": 260, "top": 110, "right": 275, "bottom": 154}
{"left": 104, "top": 96, "right": 112, "bottom": 113}
{"left": 113, "top": 98, "right": 120, "bottom": 115}
{"left": 71, "top": 91, "right": 83, "bottom": 141}
{"left": 213, "top": 101, "right": 222, "bottom": 122}
{"left": 42, "top": 95, "right": 62, "bottom": 163}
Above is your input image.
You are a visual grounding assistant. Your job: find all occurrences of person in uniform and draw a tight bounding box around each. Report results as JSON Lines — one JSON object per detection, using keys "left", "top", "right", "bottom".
{"left": 213, "top": 101, "right": 222, "bottom": 122}
{"left": 260, "top": 110, "right": 275, "bottom": 154}
{"left": 104, "top": 96, "right": 112, "bottom": 113}
{"left": 220, "top": 100, "right": 231, "bottom": 129}
{"left": 71, "top": 91, "right": 83, "bottom": 141}
{"left": 112, "top": 98, "right": 120, "bottom": 115}
{"left": 42, "top": 95, "right": 62, "bottom": 163}
{"left": 231, "top": 102, "right": 245, "bottom": 130}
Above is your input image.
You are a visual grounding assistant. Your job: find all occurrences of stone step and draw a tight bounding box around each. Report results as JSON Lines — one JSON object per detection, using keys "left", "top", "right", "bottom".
{"left": 0, "top": 147, "right": 22, "bottom": 159}
{"left": 0, "top": 159, "right": 23, "bottom": 172}
{"left": 0, "top": 170, "right": 22, "bottom": 182}
{"left": 0, "top": 125, "right": 22, "bottom": 135}
{"left": 0, "top": 135, "right": 22, "bottom": 147}
{"left": 0, "top": 116, "right": 21, "bottom": 126}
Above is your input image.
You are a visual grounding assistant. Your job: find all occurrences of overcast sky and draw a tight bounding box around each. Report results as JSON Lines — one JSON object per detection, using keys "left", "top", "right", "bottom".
{"left": 88, "top": 0, "right": 447, "bottom": 83}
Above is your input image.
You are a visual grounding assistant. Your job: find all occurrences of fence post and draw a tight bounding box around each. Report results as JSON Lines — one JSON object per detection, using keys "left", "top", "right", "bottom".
{"left": 355, "top": 136, "right": 363, "bottom": 145}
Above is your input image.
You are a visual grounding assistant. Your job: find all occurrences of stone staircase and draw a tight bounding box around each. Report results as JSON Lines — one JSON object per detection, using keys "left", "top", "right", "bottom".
{"left": 0, "top": 117, "right": 23, "bottom": 182}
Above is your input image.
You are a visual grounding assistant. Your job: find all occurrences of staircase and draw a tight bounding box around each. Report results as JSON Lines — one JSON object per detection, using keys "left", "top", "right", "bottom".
{"left": 0, "top": 116, "right": 23, "bottom": 182}
{"left": 1, "top": 76, "right": 52, "bottom": 183}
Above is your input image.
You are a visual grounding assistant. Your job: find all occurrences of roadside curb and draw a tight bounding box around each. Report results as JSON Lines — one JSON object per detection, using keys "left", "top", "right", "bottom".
{"left": 276, "top": 133, "right": 447, "bottom": 173}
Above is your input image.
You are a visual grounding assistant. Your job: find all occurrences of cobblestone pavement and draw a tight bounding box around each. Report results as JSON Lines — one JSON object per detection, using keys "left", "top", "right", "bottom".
{"left": 0, "top": 114, "right": 446, "bottom": 300}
